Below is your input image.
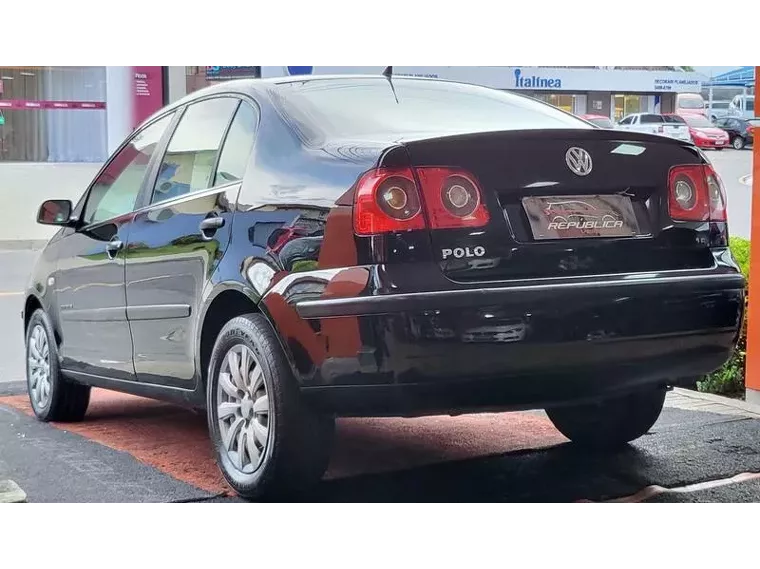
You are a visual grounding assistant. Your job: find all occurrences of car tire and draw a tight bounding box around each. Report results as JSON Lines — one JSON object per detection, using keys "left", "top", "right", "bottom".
{"left": 25, "top": 309, "right": 91, "bottom": 422}
{"left": 206, "top": 313, "right": 335, "bottom": 500}
{"left": 733, "top": 136, "right": 746, "bottom": 150}
{"left": 545, "top": 388, "right": 666, "bottom": 450}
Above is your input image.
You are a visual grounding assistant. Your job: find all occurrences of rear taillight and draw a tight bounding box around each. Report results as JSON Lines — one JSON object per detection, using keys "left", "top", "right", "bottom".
{"left": 353, "top": 168, "right": 425, "bottom": 236}
{"left": 415, "top": 167, "right": 490, "bottom": 229}
{"left": 668, "top": 164, "right": 727, "bottom": 222}
{"left": 353, "top": 166, "right": 489, "bottom": 235}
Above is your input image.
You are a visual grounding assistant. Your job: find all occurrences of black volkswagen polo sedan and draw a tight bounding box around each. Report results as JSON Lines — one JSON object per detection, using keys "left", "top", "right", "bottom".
{"left": 23, "top": 75, "right": 745, "bottom": 499}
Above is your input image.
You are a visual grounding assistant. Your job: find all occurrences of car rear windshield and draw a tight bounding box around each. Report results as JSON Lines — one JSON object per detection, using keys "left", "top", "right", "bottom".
{"left": 270, "top": 78, "right": 590, "bottom": 144}
{"left": 678, "top": 96, "right": 705, "bottom": 109}
{"left": 682, "top": 115, "right": 713, "bottom": 127}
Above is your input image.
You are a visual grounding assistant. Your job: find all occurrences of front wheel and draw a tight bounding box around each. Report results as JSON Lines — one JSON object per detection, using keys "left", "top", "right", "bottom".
{"left": 546, "top": 388, "right": 666, "bottom": 450}
{"left": 733, "top": 136, "right": 746, "bottom": 150}
{"left": 25, "top": 309, "right": 90, "bottom": 422}
{"left": 207, "top": 313, "right": 335, "bottom": 500}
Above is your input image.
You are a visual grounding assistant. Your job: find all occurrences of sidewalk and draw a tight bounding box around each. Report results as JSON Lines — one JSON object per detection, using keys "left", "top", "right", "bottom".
{"left": 665, "top": 388, "right": 760, "bottom": 419}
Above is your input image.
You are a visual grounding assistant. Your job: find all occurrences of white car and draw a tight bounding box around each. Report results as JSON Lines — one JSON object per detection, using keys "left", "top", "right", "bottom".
{"left": 616, "top": 113, "right": 692, "bottom": 142}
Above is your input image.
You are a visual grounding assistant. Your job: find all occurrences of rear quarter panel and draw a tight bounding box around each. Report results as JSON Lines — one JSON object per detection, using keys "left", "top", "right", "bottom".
{"left": 199, "top": 99, "right": 397, "bottom": 385}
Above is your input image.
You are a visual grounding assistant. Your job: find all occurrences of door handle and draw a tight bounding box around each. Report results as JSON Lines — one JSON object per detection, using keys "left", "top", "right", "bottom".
{"left": 106, "top": 239, "right": 123, "bottom": 260}
{"left": 199, "top": 216, "right": 225, "bottom": 240}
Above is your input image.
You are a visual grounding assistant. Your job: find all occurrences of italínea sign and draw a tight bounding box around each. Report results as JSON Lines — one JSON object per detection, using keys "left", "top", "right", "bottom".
{"left": 259, "top": 66, "right": 704, "bottom": 93}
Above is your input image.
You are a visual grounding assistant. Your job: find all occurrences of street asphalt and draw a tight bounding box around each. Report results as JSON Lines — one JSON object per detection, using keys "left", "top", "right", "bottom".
{"left": 0, "top": 148, "right": 755, "bottom": 502}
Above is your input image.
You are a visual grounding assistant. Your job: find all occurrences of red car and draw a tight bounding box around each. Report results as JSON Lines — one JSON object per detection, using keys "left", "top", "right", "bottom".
{"left": 579, "top": 114, "right": 614, "bottom": 128}
{"left": 665, "top": 113, "right": 729, "bottom": 149}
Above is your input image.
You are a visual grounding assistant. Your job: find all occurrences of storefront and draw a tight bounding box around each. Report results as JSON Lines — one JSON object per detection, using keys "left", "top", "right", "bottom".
{"left": 254, "top": 64, "right": 705, "bottom": 120}
{"left": 185, "top": 66, "right": 261, "bottom": 94}
{"left": 0, "top": 66, "right": 166, "bottom": 164}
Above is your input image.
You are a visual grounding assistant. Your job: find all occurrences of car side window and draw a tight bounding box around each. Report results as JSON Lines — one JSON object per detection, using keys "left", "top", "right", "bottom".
{"left": 82, "top": 113, "right": 175, "bottom": 226}
{"left": 214, "top": 101, "right": 259, "bottom": 186}
{"left": 151, "top": 97, "right": 240, "bottom": 204}
{"left": 618, "top": 116, "right": 632, "bottom": 125}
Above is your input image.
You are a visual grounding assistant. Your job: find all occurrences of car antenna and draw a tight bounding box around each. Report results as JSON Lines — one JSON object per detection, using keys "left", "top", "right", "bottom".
{"left": 383, "top": 66, "right": 399, "bottom": 104}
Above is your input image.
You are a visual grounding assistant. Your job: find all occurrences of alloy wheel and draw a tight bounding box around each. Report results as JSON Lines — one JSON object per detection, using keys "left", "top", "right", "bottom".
{"left": 28, "top": 324, "right": 51, "bottom": 409}
{"left": 216, "top": 344, "right": 271, "bottom": 474}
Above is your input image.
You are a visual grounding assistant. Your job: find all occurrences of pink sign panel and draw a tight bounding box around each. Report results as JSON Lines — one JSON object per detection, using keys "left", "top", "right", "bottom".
{"left": 0, "top": 99, "right": 106, "bottom": 110}
{"left": 132, "top": 66, "right": 164, "bottom": 128}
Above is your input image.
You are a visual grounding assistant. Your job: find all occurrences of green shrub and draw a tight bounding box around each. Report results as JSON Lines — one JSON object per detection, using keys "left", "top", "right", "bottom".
{"left": 697, "top": 237, "right": 750, "bottom": 397}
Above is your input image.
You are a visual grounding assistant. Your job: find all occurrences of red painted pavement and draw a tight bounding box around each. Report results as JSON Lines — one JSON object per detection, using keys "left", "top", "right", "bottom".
{"left": 0, "top": 389, "right": 565, "bottom": 496}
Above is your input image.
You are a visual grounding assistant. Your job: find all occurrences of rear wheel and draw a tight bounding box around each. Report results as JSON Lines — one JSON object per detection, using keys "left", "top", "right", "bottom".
{"left": 206, "top": 313, "right": 334, "bottom": 500}
{"left": 733, "top": 136, "right": 746, "bottom": 150}
{"left": 25, "top": 309, "right": 90, "bottom": 422}
{"left": 546, "top": 388, "right": 666, "bottom": 450}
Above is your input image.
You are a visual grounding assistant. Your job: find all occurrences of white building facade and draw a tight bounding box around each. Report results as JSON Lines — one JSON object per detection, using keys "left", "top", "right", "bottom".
{"left": 255, "top": 64, "right": 706, "bottom": 120}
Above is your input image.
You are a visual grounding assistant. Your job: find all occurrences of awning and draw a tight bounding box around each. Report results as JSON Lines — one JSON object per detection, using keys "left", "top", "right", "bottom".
{"left": 702, "top": 66, "right": 755, "bottom": 88}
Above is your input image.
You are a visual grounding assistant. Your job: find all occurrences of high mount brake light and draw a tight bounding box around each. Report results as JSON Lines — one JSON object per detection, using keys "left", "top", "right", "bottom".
{"left": 668, "top": 164, "right": 727, "bottom": 222}
{"left": 353, "top": 167, "right": 490, "bottom": 236}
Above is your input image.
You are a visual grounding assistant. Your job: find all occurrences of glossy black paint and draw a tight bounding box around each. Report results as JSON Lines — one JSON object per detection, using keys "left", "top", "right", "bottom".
{"left": 23, "top": 76, "right": 745, "bottom": 417}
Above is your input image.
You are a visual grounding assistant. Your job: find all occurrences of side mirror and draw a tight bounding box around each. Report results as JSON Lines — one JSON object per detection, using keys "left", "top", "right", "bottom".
{"left": 37, "top": 200, "right": 74, "bottom": 226}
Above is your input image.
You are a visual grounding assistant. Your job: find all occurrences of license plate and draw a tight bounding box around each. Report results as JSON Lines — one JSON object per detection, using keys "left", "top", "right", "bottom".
{"left": 715, "top": 140, "right": 724, "bottom": 145}
{"left": 522, "top": 195, "right": 640, "bottom": 240}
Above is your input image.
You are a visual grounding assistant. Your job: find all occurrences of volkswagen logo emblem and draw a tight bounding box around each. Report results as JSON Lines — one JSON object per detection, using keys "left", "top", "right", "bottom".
{"left": 565, "top": 147, "right": 593, "bottom": 176}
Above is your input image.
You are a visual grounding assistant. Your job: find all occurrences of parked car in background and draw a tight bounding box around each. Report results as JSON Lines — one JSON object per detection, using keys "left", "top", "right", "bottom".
{"left": 706, "top": 101, "right": 731, "bottom": 122}
{"left": 579, "top": 114, "right": 615, "bottom": 128}
{"left": 664, "top": 114, "right": 729, "bottom": 150}
{"left": 617, "top": 113, "right": 692, "bottom": 142}
{"left": 728, "top": 94, "right": 754, "bottom": 119}
{"left": 714, "top": 116, "right": 758, "bottom": 149}
{"left": 22, "top": 75, "right": 744, "bottom": 500}
{"left": 675, "top": 93, "right": 707, "bottom": 118}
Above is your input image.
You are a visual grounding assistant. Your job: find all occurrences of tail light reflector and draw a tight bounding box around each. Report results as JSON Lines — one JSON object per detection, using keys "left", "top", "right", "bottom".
{"left": 353, "top": 166, "right": 489, "bottom": 235}
{"left": 668, "top": 164, "right": 727, "bottom": 222}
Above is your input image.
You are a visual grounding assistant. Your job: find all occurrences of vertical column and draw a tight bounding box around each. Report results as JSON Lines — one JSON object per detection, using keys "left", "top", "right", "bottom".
{"left": 105, "top": 66, "right": 133, "bottom": 155}
{"left": 743, "top": 67, "right": 760, "bottom": 404}
{"left": 164, "top": 66, "right": 187, "bottom": 104}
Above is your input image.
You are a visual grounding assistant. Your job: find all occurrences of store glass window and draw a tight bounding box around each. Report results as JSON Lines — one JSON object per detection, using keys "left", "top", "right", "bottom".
{"left": 528, "top": 93, "right": 585, "bottom": 115}
{"left": 186, "top": 67, "right": 261, "bottom": 95}
{"left": 0, "top": 66, "right": 107, "bottom": 163}
{"left": 613, "top": 94, "right": 647, "bottom": 122}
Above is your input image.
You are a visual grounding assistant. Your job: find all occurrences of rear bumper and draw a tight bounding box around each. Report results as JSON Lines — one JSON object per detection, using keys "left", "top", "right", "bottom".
{"left": 296, "top": 272, "right": 744, "bottom": 319}
{"left": 267, "top": 265, "right": 744, "bottom": 416}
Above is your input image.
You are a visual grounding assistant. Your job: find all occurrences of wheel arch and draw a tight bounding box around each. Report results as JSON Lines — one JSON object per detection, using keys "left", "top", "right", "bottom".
{"left": 196, "top": 282, "right": 299, "bottom": 393}
{"left": 23, "top": 293, "right": 62, "bottom": 347}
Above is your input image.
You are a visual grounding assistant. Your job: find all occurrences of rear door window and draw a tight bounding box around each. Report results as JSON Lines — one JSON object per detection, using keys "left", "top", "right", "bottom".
{"left": 640, "top": 114, "right": 664, "bottom": 124}
{"left": 214, "top": 101, "right": 259, "bottom": 186}
{"left": 151, "top": 97, "right": 239, "bottom": 204}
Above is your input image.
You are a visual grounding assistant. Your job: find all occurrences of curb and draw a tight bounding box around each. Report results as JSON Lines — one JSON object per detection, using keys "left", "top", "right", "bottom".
{"left": 0, "top": 240, "right": 47, "bottom": 251}
{"left": 0, "top": 381, "right": 26, "bottom": 397}
{"left": 670, "top": 388, "right": 760, "bottom": 417}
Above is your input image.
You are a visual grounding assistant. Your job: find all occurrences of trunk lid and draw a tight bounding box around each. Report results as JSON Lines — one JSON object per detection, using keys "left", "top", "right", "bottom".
{"left": 403, "top": 129, "right": 715, "bottom": 283}
{"left": 661, "top": 123, "right": 692, "bottom": 141}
